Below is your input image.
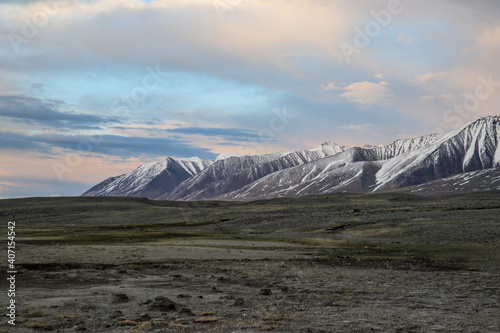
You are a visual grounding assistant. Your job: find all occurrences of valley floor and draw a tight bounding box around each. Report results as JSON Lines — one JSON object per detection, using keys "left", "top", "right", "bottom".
{"left": 1, "top": 192, "right": 499, "bottom": 332}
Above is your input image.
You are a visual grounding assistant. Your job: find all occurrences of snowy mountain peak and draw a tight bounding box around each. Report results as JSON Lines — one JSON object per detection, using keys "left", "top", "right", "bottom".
{"left": 310, "top": 141, "right": 349, "bottom": 156}
{"left": 214, "top": 153, "right": 249, "bottom": 162}
{"left": 84, "top": 116, "right": 500, "bottom": 200}
{"left": 468, "top": 115, "right": 499, "bottom": 126}
{"left": 82, "top": 156, "right": 212, "bottom": 198}
{"left": 373, "top": 116, "right": 500, "bottom": 192}
{"left": 175, "top": 156, "right": 204, "bottom": 163}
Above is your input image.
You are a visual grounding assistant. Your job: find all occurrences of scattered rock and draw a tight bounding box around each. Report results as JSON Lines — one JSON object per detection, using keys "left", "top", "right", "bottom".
{"left": 259, "top": 289, "right": 272, "bottom": 296}
{"left": 149, "top": 296, "right": 177, "bottom": 311}
{"left": 234, "top": 298, "right": 245, "bottom": 306}
{"left": 135, "top": 313, "right": 151, "bottom": 321}
{"left": 140, "top": 299, "right": 152, "bottom": 306}
{"left": 73, "top": 324, "right": 87, "bottom": 331}
{"left": 110, "top": 310, "right": 123, "bottom": 318}
{"left": 117, "top": 320, "right": 139, "bottom": 326}
{"left": 150, "top": 320, "right": 170, "bottom": 328}
{"left": 179, "top": 308, "right": 195, "bottom": 316}
{"left": 112, "top": 293, "right": 129, "bottom": 303}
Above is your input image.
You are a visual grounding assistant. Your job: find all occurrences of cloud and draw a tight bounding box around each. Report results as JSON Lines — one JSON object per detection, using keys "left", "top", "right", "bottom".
{"left": 0, "top": 95, "right": 119, "bottom": 128}
{"left": 319, "top": 82, "right": 342, "bottom": 91}
{"left": 340, "top": 81, "right": 393, "bottom": 105}
{"left": 415, "top": 72, "right": 445, "bottom": 85}
{"left": 0, "top": 0, "right": 356, "bottom": 101}
{"left": 0, "top": 131, "right": 217, "bottom": 160}
{"left": 420, "top": 95, "right": 436, "bottom": 102}
{"left": 419, "top": 94, "right": 453, "bottom": 102}
{"left": 2, "top": 0, "right": 500, "bottom": 199}
{"left": 340, "top": 123, "right": 376, "bottom": 134}
{"left": 0, "top": 130, "right": 46, "bottom": 151}
{"left": 462, "top": 25, "right": 500, "bottom": 58}
{"left": 397, "top": 34, "right": 413, "bottom": 44}
{"left": 0, "top": 176, "right": 90, "bottom": 199}
{"left": 168, "top": 127, "right": 274, "bottom": 142}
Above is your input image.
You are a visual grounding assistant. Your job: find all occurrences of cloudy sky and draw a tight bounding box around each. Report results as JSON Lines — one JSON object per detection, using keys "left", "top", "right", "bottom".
{"left": 1, "top": 0, "right": 500, "bottom": 198}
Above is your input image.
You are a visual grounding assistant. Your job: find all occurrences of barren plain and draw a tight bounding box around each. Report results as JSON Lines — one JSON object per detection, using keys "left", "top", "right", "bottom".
{"left": 1, "top": 192, "right": 499, "bottom": 332}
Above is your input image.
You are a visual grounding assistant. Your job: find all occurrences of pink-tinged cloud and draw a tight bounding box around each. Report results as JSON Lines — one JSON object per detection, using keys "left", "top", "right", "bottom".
{"left": 341, "top": 81, "right": 393, "bottom": 106}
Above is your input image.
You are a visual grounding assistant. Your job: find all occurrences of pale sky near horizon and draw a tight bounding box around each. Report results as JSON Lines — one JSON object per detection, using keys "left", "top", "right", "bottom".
{"left": 1, "top": 0, "right": 500, "bottom": 198}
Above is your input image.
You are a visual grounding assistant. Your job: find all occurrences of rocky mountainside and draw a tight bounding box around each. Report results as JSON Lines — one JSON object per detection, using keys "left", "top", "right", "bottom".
{"left": 161, "top": 142, "right": 348, "bottom": 200}
{"left": 82, "top": 157, "right": 211, "bottom": 199}
{"left": 373, "top": 116, "right": 500, "bottom": 192}
{"left": 218, "top": 116, "right": 500, "bottom": 199}
{"left": 83, "top": 116, "right": 500, "bottom": 200}
{"left": 399, "top": 167, "right": 500, "bottom": 195}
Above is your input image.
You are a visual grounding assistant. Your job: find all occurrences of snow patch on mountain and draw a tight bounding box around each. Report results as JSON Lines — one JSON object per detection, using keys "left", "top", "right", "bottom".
{"left": 374, "top": 116, "right": 500, "bottom": 191}
{"left": 83, "top": 116, "right": 500, "bottom": 201}
{"left": 82, "top": 156, "right": 211, "bottom": 198}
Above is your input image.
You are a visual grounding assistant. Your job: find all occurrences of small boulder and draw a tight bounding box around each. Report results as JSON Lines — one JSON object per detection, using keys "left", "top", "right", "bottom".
{"left": 135, "top": 313, "right": 151, "bottom": 321}
{"left": 112, "top": 293, "right": 129, "bottom": 303}
{"left": 117, "top": 320, "right": 139, "bottom": 326}
{"left": 149, "top": 296, "right": 177, "bottom": 311}
{"left": 234, "top": 298, "right": 245, "bottom": 306}
{"left": 179, "top": 308, "right": 195, "bottom": 316}
{"left": 259, "top": 289, "right": 272, "bottom": 296}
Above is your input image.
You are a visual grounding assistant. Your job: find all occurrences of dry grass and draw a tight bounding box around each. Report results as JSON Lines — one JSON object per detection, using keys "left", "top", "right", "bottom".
{"left": 200, "top": 312, "right": 215, "bottom": 316}
{"left": 194, "top": 317, "right": 219, "bottom": 323}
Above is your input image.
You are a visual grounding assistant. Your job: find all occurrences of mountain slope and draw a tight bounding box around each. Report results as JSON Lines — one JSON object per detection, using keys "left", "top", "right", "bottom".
{"left": 363, "top": 133, "right": 441, "bottom": 160}
{"left": 215, "top": 134, "right": 441, "bottom": 200}
{"left": 216, "top": 117, "right": 500, "bottom": 200}
{"left": 400, "top": 167, "right": 500, "bottom": 195}
{"left": 373, "top": 116, "right": 500, "bottom": 191}
{"left": 81, "top": 175, "right": 124, "bottom": 197}
{"left": 216, "top": 150, "right": 384, "bottom": 200}
{"left": 161, "top": 142, "right": 349, "bottom": 200}
{"left": 82, "top": 116, "right": 500, "bottom": 200}
{"left": 82, "top": 157, "right": 211, "bottom": 199}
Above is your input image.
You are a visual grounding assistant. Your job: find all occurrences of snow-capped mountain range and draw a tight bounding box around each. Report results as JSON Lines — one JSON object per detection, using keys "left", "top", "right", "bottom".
{"left": 82, "top": 116, "right": 500, "bottom": 200}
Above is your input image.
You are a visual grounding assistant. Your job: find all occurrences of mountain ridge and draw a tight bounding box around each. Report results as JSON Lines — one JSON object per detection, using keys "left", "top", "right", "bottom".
{"left": 83, "top": 116, "right": 500, "bottom": 200}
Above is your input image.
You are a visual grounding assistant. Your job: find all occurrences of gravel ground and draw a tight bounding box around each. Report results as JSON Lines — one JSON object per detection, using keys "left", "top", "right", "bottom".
{"left": 1, "top": 193, "right": 499, "bottom": 332}
{"left": 1, "top": 245, "right": 499, "bottom": 333}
